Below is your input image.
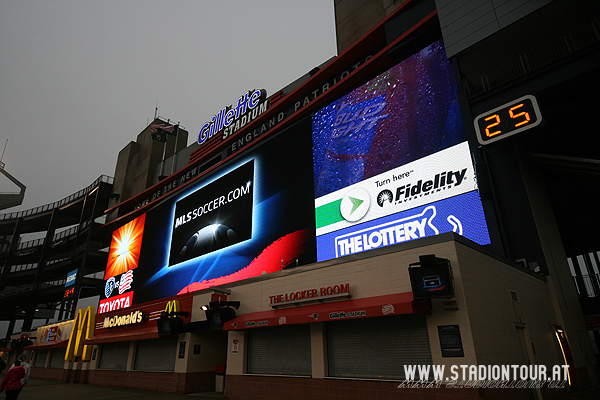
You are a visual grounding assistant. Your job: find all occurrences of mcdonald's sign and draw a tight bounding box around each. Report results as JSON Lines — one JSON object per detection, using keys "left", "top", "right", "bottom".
{"left": 64, "top": 306, "right": 95, "bottom": 362}
{"left": 164, "top": 300, "right": 180, "bottom": 316}
{"left": 157, "top": 300, "right": 187, "bottom": 335}
{"left": 161, "top": 299, "right": 189, "bottom": 319}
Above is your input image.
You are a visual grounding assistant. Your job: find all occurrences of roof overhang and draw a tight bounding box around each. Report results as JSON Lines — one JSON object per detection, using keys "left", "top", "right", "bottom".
{"left": 24, "top": 338, "right": 68, "bottom": 350}
{"left": 224, "top": 292, "right": 430, "bottom": 331}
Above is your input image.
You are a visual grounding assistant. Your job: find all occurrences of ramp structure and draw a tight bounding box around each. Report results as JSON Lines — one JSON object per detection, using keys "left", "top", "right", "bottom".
{"left": 0, "top": 162, "right": 25, "bottom": 211}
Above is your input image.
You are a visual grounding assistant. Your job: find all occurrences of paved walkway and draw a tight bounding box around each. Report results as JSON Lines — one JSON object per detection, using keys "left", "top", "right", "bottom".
{"left": 12, "top": 378, "right": 226, "bottom": 400}
{"left": 561, "top": 384, "right": 600, "bottom": 400}
{"left": 5, "top": 377, "right": 600, "bottom": 400}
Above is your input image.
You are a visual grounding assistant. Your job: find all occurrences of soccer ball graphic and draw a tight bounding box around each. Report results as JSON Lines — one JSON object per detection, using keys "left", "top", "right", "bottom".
{"left": 178, "top": 224, "right": 238, "bottom": 261}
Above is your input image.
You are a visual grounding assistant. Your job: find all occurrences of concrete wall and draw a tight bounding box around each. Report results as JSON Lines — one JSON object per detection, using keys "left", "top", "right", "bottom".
{"left": 108, "top": 119, "right": 188, "bottom": 212}
{"left": 334, "top": 0, "right": 406, "bottom": 54}
{"left": 223, "top": 235, "right": 578, "bottom": 399}
{"left": 333, "top": 0, "right": 553, "bottom": 57}
{"left": 517, "top": 151, "right": 599, "bottom": 389}
{"left": 435, "top": 0, "right": 552, "bottom": 57}
{"left": 27, "top": 235, "right": 594, "bottom": 396}
{"left": 78, "top": 333, "right": 219, "bottom": 393}
{"left": 223, "top": 235, "right": 583, "bottom": 380}
{"left": 454, "top": 241, "right": 558, "bottom": 367}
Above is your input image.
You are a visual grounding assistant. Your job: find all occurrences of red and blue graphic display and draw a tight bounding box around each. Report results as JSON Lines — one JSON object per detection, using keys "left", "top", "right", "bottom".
{"left": 106, "top": 38, "right": 491, "bottom": 305}
{"left": 313, "top": 39, "right": 490, "bottom": 261}
{"left": 130, "top": 121, "right": 317, "bottom": 304}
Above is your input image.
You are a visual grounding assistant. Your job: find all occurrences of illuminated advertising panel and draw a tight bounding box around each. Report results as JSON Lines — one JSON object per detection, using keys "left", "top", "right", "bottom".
{"left": 99, "top": 214, "right": 145, "bottom": 313}
{"left": 98, "top": 271, "right": 135, "bottom": 314}
{"left": 123, "top": 121, "right": 316, "bottom": 304}
{"left": 63, "top": 269, "right": 77, "bottom": 298}
{"left": 313, "top": 39, "right": 490, "bottom": 261}
{"left": 169, "top": 160, "right": 253, "bottom": 266}
{"left": 104, "top": 214, "right": 146, "bottom": 279}
{"left": 65, "top": 269, "right": 77, "bottom": 287}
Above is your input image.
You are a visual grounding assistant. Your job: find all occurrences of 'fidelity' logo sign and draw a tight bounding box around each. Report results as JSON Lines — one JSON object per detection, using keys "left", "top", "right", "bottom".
{"left": 315, "top": 142, "right": 477, "bottom": 237}
{"left": 377, "top": 168, "right": 467, "bottom": 207}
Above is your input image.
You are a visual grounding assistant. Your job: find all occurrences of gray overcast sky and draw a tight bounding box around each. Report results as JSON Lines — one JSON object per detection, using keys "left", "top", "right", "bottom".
{"left": 0, "top": 0, "right": 337, "bottom": 212}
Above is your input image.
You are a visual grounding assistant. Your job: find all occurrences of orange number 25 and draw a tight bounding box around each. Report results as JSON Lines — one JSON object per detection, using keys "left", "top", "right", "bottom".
{"left": 484, "top": 114, "right": 501, "bottom": 137}
{"left": 509, "top": 103, "right": 530, "bottom": 127}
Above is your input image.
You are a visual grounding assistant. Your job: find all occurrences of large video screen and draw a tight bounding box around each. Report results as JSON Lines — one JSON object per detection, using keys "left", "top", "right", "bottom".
{"left": 312, "top": 39, "right": 490, "bottom": 261}
{"left": 169, "top": 160, "right": 254, "bottom": 266}
{"left": 100, "top": 38, "right": 492, "bottom": 308}
{"left": 124, "top": 120, "right": 317, "bottom": 304}
{"left": 99, "top": 214, "right": 145, "bottom": 313}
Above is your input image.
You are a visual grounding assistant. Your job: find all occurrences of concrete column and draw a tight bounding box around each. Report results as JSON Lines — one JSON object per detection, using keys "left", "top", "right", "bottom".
{"left": 310, "top": 322, "right": 327, "bottom": 378}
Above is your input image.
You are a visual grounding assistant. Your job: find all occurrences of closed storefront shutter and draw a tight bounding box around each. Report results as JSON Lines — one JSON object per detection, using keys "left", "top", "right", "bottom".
{"left": 134, "top": 337, "right": 177, "bottom": 371}
{"left": 247, "top": 324, "right": 311, "bottom": 376}
{"left": 327, "top": 314, "right": 432, "bottom": 380}
{"left": 49, "top": 348, "right": 66, "bottom": 368}
{"left": 98, "top": 341, "right": 129, "bottom": 370}
{"left": 34, "top": 349, "right": 48, "bottom": 367}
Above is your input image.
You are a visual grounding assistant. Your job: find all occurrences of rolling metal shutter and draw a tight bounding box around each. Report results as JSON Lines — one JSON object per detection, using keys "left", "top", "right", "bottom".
{"left": 98, "top": 341, "right": 129, "bottom": 370}
{"left": 33, "top": 349, "right": 48, "bottom": 367}
{"left": 134, "top": 337, "right": 177, "bottom": 371}
{"left": 49, "top": 348, "right": 66, "bottom": 368}
{"left": 327, "top": 314, "right": 432, "bottom": 380}
{"left": 247, "top": 324, "right": 311, "bottom": 376}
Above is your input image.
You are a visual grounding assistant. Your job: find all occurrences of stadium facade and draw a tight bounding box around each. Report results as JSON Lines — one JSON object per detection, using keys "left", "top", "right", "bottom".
{"left": 2, "top": 1, "right": 600, "bottom": 399}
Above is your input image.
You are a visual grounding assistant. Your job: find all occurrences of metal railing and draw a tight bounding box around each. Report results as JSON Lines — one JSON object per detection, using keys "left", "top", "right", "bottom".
{"left": 10, "top": 263, "right": 38, "bottom": 273}
{"left": 14, "top": 219, "right": 93, "bottom": 251}
{"left": 0, "top": 284, "right": 34, "bottom": 298}
{"left": 0, "top": 175, "right": 113, "bottom": 221}
{"left": 573, "top": 273, "right": 600, "bottom": 298}
{"left": 17, "top": 238, "right": 44, "bottom": 251}
{"left": 38, "top": 279, "right": 66, "bottom": 290}
{"left": 463, "top": 17, "right": 600, "bottom": 98}
{"left": 46, "top": 256, "right": 70, "bottom": 266}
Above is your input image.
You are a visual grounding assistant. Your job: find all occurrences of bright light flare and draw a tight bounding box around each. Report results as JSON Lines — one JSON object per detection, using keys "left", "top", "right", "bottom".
{"left": 105, "top": 214, "right": 146, "bottom": 279}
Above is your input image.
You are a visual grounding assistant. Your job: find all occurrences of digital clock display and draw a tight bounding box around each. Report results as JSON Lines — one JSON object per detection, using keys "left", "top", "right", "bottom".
{"left": 64, "top": 287, "right": 75, "bottom": 298}
{"left": 474, "top": 95, "right": 542, "bottom": 145}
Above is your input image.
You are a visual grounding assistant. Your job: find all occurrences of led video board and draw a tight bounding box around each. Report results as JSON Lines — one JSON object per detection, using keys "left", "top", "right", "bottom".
{"left": 99, "top": 214, "right": 146, "bottom": 313}
{"left": 110, "top": 120, "right": 317, "bottom": 304}
{"left": 312, "top": 39, "right": 490, "bottom": 261}
{"left": 105, "top": 214, "right": 146, "bottom": 279}
{"left": 169, "top": 160, "right": 254, "bottom": 266}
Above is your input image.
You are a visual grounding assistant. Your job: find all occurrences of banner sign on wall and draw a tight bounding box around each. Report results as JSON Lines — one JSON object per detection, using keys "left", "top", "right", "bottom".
{"left": 64, "top": 269, "right": 78, "bottom": 298}
{"left": 99, "top": 214, "right": 146, "bottom": 313}
{"left": 65, "top": 269, "right": 77, "bottom": 287}
{"left": 99, "top": 287, "right": 134, "bottom": 314}
{"left": 438, "top": 325, "right": 465, "bottom": 357}
{"left": 36, "top": 320, "right": 74, "bottom": 343}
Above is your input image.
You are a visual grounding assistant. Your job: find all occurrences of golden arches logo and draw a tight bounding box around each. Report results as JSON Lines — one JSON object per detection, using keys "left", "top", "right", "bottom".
{"left": 164, "top": 300, "right": 180, "bottom": 315}
{"left": 65, "top": 306, "right": 95, "bottom": 362}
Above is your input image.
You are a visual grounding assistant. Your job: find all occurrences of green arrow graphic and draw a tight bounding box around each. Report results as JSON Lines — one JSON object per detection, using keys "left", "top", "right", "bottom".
{"left": 349, "top": 196, "right": 363, "bottom": 215}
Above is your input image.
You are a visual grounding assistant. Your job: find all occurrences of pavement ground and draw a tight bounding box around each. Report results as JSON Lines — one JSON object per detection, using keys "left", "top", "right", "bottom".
{"left": 4, "top": 377, "right": 226, "bottom": 400}
{"left": 3, "top": 377, "right": 600, "bottom": 400}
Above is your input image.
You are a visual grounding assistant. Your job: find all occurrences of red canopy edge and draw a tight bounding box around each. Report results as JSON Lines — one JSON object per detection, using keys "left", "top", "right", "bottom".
{"left": 224, "top": 292, "right": 430, "bottom": 330}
